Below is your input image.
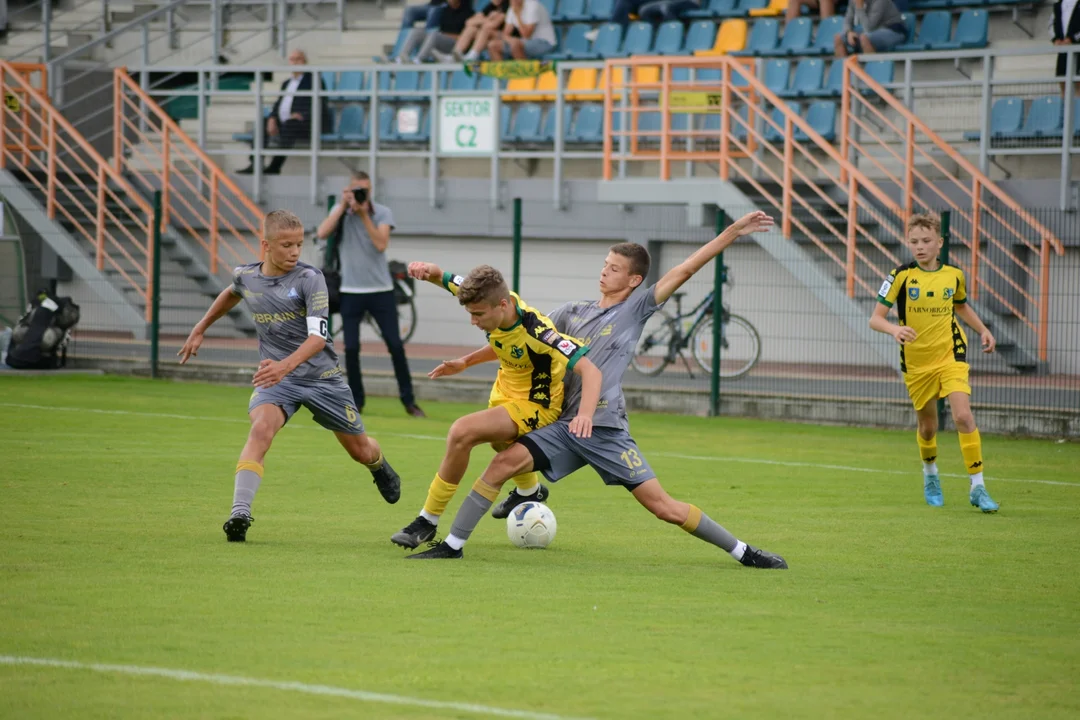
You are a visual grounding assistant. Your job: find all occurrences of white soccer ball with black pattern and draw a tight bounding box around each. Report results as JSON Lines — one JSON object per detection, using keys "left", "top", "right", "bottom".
{"left": 506, "top": 502, "right": 557, "bottom": 549}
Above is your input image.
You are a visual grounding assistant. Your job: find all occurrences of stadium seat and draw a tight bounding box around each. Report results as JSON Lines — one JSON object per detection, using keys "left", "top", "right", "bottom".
{"left": 685, "top": 0, "right": 738, "bottom": 19}
{"left": 900, "top": 12, "right": 916, "bottom": 42}
{"left": 543, "top": 104, "right": 574, "bottom": 142}
{"left": 863, "top": 60, "right": 894, "bottom": 90}
{"left": 336, "top": 71, "right": 366, "bottom": 101}
{"left": 896, "top": 11, "right": 950, "bottom": 51}
{"left": 550, "top": 23, "right": 592, "bottom": 59}
{"left": 567, "top": 103, "right": 604, "bottom": 143}
{"left": 585, "top": 0, "right": 614, "bottom": 21}
{"left": 1009, "top": 96, "right": 1064, "bottom": 139}
{"left": 761, "top": 16, "right": 812, "bottom": 56}
{"left": 749, "top": 0, "right": 787, "bottom": 16}
{"left": 730, "top": 103, "right": 751, "bottom": 141}
{"left": 781, "top": 58, "right": 825, "bottom": 97}
{"left": 336, "top": 104, "right": 369, "bottom": 143}
{"left": 446, "top": 70, "right": 478, "bottom": 91}
{"left": 636, "top": 111, "right": 663, "bottom": 144}
{"left": 320, "top": 72, "right": 337, "bottom": 96}
{"left": 963, "top": 96, "right": 1023, "bottom": 141}
{"left": 535, "top": 71, "right": 560, "bottom": 102}
{"left": 937, "top": 9, "right": 988, "bottom": 50}
{"left": 683, "top": 21, "right": 719, "bottom": 54}
{"left": 568, "top": 66, "right": 618, "bottom": 101}
{"left": 503, "top": 76, "right": 538, "bottom": 102}
{"left": 672, "top": 67, "right": 724, "bottom": 83}
{"left": 694, "top": 18, "right": 748, "bottom": 56}
{"left": 566, "top": 67, "right": 599, "bottom": 99}
{"left": 586, "top": 23, "right": 624, "bottom": 59}
{"left": 764, "top": 102, "right": 800, "bottom": 143}
{"left": 818, "top": 60, "right": 844, "bottom": 97}
{"left": 385, "top": 70, "right": 421, "bottom": 102}
{"left": 764, "top": 60, "right": 791, "bottom": 95}
{"left": 477, "top": 74, "right": 500, "bottom": 92}
{"left": 500, "top": 104, "right": 513, "bottom": 140}
{"left": 810, "top": 16, "right": 845, "bottom": 55}
{"left": 377, "top": 105, "right": 397, "bottom": 143}
{"left": 909, "top": 0, "right": 950, "bottom": 9}
{"left": 731, "top": 18, "right": 779, "bottom": 56}
{"left": 539, "top": 0, "right": 558, "bottom": 17}
{"left": 795, "top": 100, "right": 837, "bottom": 141}
{"left": 554, "top": 0, "right": 589, "bottom": 22}
{"left": 737, "top": 0, "right": 769, "bottom": 15}
{"left": 616, "top": 21, "right": 654, "bottom": 57}
{"left": 508, "top": 103, "right": 544, "bottom": 142}
{"left": 652, "top": 21, "right": 686, "bottom": 54}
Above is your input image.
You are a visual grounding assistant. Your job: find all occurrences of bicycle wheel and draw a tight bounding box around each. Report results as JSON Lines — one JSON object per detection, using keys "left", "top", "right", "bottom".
{"left": 631, "top": 310, "right": 677, "bottom": 377}
{"left": 691, "top": 313, "right": 761, "bottom": 380}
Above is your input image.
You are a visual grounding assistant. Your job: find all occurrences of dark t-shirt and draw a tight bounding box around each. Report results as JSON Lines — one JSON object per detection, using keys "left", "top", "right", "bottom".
{"left": 482, "top": 0, "right": 507, "bottom": 15}
{"left": 440, "top": 0, "right": 475, "bottom": 34}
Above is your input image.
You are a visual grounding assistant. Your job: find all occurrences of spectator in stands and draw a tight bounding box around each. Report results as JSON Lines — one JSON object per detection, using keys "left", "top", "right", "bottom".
{"left": 433, "top": 0, "right": 507, "bottom": 62}
{"left": 237, "top": 49, "right": 329, "bottom": 175}
{"left": 786, "top": 0, "right": 834, "bottom": 25}
{"left": 834, "top": 0, "right": 905, "bottom": 57}
{"left": 610, "top": 0, "right": 654, "bottom": 29}
{"left": 1052, "top": 0, "right": 1080, "bottom": 91}
{"left": 638, "top": 0, "right": 699, "bottom": 25}
{"left": 397, "top": 0, "right": 474, "bottom": 63}
{"left": 487, "top": 0, "right": 556, "bottom": 60}
{"left": 400, "top": 0, "right": 446, "bottom": 35}
{"left": 317, "top": 171, "right": 425, "bottom": 419}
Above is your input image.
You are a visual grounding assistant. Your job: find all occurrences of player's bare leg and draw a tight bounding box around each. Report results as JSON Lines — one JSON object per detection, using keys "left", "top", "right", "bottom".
{"left": 915, "top": 400, "right": 943, "bottom": 507}
{"left": 630, "top": 478, "right": 787, "bottom": 568}
{"left": 335, "top": 431, "right": 401, "bottom": 504}
{"left": 225, "top": 404, "right": 286, "bottom": 542}
{"left": 391, "top": 406, "right": 520, "bottom": 548}
{"left": 947, "top": 391, "right": 998, "bottom": 512}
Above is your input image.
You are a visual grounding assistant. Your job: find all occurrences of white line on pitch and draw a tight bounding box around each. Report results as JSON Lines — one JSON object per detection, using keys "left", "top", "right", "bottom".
{"left": 2, "top": 402, "right": 1075, "bottom": 488}
{"left": 0, "top": 655, "right": 593, "bottom": 720}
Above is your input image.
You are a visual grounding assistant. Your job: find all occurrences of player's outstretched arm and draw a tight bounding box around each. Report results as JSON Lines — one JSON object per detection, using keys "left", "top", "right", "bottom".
{"left": 869, "top": 303, "right": 916, "bottom": 345}
{"left": 178, "top": 287, "right": 243, "bottom": 364}
{"left": 654, "top": 210, "right": 774, "bottom": 304}
{"left": 567, "top": 357, "right": 601, "bottom": 439}
{"left": 429, "top": 345, "right": 498, "bottom": 379}
{"left": 954, "top": 304, "right": 996, "bottom": 353}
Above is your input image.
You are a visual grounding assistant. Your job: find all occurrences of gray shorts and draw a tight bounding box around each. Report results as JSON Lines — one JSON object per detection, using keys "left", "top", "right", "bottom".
{"left": 248, "top": 376, "right": 364, "bottom": 435}
{"left": 517, "top": 421, "right": 656, "bottom": 491}
{"left": 500, "top": 38, "right": 554, "bottom": 59}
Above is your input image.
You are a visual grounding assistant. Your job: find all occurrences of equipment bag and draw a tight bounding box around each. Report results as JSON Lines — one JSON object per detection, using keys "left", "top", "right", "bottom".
{"left": 6, "top": 291, "right": 80, "bottom": 370}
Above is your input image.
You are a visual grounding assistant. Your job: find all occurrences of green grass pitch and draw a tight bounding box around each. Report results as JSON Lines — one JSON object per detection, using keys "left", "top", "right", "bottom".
{"left": 1, "top": 375, "right": 1078, "bottom": 719}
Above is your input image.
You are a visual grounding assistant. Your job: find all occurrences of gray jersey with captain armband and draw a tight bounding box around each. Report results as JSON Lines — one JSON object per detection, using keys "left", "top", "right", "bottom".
{"left": 547, "top": 285, "right": 664, "bottom": 430}
{"left": 230, "top": 261, "right": 342, "bottom": 382}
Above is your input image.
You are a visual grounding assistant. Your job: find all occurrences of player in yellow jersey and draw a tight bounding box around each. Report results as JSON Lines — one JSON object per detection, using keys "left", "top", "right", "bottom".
{"left": 390, "top": 263, "right": 602, "bottom": 548}
{"left": 870, "top": 213, "right": 999, "bottom": 512}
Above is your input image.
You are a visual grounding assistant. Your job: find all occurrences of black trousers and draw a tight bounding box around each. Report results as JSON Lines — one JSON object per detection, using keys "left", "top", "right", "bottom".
{"left": 249, "top": 116, "right": 308, "bottom": 172}
{"left": 339, "top": 291, "right": 415, "bottom": 409}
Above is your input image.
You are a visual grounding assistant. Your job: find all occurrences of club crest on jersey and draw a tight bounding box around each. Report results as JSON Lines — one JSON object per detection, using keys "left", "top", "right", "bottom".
{"left": 908, "top": 287, "right": 920, "bottom": 300}
{"left": 944, "top": 288, "right": 954, "bottom": 299}
{"left": 287, "top": 287, "right": 299, "bottom": 300}
{"left": 510, "top": 345, "right": 524, "bottom": 359}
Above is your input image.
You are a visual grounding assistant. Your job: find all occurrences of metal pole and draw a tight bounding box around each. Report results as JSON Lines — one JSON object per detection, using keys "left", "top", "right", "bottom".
{"left": 709, "top": 210, "right": 726, "bottom": 417}
{"left": 43, "top": 0, "right": 52, "bottom": 63}
{"left": 936, "top": 210, "right": 951, "bottom": 430}
{"left": 511, "top": 198, "right": 522, "bottom": 293}
{"left": 1061, "top": 48, "right": 1075, "bottom": 211}
{"left": 211, "top": 0, "right": 221, "bottom": 88}
{"left": 278, "top": 0, "right": 288, "bottom": 58}
{"left": 150, "top": 190, "right": 163, "bottom": 378}
{"left": 326, "top": 193, "right": 336, "bottom": 335}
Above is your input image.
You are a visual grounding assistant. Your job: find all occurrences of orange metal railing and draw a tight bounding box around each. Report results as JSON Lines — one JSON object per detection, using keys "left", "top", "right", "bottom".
{"left": 113, "top": 69, "right": 263, "bottom": 280}
{"left": 0, "top": 60, "right": 157, "bottom": 321}
{"left": 600, "top": 55, "right": 1064, "bottom": 362}
{"left": 841, "top": 58, "right": 1064, "bottom": 362}
{"left": 2, "top": 63, "right": 49, "bottom": 170}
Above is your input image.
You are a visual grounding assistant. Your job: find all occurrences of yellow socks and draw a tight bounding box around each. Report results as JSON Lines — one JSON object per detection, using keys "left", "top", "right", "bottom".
{"left": 958, "top": 429, "right": 985, "bottom": 485}
{"left": 679, "top": 504, "right": 703, "bottom": 533}
{"left": 511, "top": 471, "right": 541, "bottom": 496}
{"left": 917, "top": 433, "right": 938, "bottom": 474}
{"left": 422, "top": 473, "right": 459, "bottom": 518}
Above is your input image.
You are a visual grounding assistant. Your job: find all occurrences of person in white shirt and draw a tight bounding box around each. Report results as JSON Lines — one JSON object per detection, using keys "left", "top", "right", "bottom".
{"left": 487, "top": 0, "right": 555, "bottom": 60}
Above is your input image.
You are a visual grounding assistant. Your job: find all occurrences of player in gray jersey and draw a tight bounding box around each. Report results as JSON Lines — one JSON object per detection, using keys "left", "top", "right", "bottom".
{"left": 178, "top": 210, "right": 401, "bottom": 543}
{"left": 409, "top": 211, "right": 787, "bottom": 568}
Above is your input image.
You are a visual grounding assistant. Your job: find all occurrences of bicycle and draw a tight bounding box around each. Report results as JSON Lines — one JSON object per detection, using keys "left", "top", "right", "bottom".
{"left": 631, "top": 282, "right": 761, "bottom": 380}
{"left": 331, "top": 272, "right": 418, "bottom": 345}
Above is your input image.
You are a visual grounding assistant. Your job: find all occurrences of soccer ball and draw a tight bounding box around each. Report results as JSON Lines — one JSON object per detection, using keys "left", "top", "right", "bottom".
{"left": 506, "top": 502, "right": 557, "bottom": 549}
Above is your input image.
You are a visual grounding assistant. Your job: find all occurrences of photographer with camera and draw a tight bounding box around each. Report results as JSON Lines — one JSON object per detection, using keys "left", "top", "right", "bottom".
{"left": 317, "top": 171, "right": 425, "bottom": 418}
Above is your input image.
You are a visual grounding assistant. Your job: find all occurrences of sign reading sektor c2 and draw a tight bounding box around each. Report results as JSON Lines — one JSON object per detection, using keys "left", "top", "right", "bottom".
{"left": 439, "top": 97, "right": 495, "bottom": 155}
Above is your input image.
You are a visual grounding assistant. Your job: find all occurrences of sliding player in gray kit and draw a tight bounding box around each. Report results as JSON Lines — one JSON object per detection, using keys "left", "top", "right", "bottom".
{"left": 178, "top": 210, "right": 401, "bottom": 542}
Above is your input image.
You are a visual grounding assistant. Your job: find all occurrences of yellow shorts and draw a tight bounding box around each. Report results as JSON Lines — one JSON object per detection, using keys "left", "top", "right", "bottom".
{"left": 904, "top": 362, "right": 971, "bottom": 410}
{"left": 488, "top": 384, "right": 561, "bottom": 438}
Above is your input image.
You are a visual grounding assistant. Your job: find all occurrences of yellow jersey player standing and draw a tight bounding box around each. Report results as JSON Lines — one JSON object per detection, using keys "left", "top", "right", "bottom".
{"left": 389, "top": 263, "right": 602, "bottom": 549}
{"left": 870, "top": 213, "right": 1000, "bottom": 512}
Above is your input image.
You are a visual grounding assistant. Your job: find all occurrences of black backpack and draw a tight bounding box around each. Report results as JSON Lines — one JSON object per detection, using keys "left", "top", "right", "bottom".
{"left": 7, "top": 291, "right": 81, "bottom": 370}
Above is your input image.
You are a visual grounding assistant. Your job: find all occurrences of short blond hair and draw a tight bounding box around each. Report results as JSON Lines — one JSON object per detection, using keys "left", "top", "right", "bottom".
{"left": 907, "top": 213, "right": 941, "bottom": 238}
{"left": 264, "top": 209, "right": 304, "bottom": 243}
{"left": 458, "top": 265, "right": 510, "bottom": 306}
